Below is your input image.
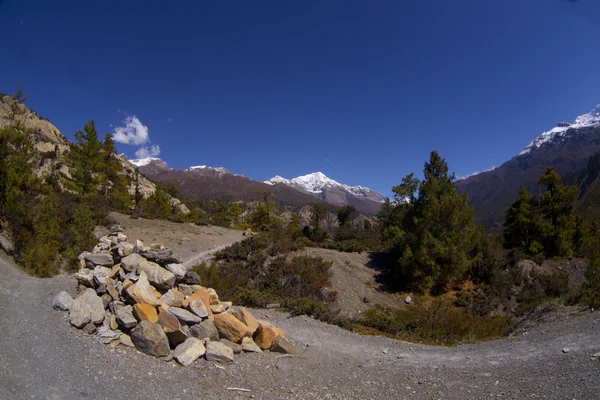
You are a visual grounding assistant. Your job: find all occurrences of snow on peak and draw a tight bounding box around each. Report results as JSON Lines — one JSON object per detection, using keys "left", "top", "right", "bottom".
{"left": 186, "top": 165, "right": 229, "bottom": 173}
{"left": 265, "top": 175, "right": 290, "bottom": 185}
{"left": 520, "top": 104, "right": 600, "bottom": 156}
{"left": 129, "top": 157, "right": 162, "bottom": 167}
{"left": 266, "top": 171, "right": 373, "bottom": 195}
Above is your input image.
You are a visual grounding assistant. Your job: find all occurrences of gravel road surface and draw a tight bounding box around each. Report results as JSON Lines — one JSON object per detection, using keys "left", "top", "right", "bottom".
{"left": 0, "top": 249, "right": 599, "bottom": 400}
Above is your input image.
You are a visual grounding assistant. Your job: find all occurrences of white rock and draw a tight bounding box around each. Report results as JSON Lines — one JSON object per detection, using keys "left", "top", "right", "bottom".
{"left": 52, "top": 291, "right": 73, "bottom": 311}
{"left": 166, "top": 263, "right": 187, "bottom": 280}
{"left": 205, "top": 340, "right": 234, "bottom": 363}
{"left": 189, "top": 300, "right": 209, "bottom": 319}
{"left": 93, "top": 266, "right": 112, "bottom": 286}
{"left": 75, "top": 268, "right": 95, "bottom": 287}
{"left": 173, "top": 337, "right": 206, "bottom": 366}
{"left": 69, "top": 288, "right": 105, "bottom": 328}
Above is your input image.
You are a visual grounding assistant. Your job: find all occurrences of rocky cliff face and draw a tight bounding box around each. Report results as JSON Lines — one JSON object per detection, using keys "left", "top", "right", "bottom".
{"left": 0, "top": 95, "right": 188, "bottom": 214}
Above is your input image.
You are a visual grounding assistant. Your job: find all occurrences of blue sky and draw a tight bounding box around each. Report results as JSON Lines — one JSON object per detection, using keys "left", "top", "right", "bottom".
{"left": 1, "top": 0, "right": 599, "bottom": 196}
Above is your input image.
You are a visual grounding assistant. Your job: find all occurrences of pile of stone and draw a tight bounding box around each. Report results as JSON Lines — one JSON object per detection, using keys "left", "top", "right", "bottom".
{"left": 52, "top": 228, "right": 297, "bottom": 366}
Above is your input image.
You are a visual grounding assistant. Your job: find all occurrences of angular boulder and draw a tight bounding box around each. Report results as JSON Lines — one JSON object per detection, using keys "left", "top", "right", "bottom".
{"left": 69, "top": 288, "right": 105, "bottom": 328}
{"left": 213, "top": 312, "right": 251, "bottom": 343}
{"left": 173, "top": 337, "right": 206, "bottom": 366}
{"left": 133, "top": 303, "right": 158, "bottom": 323}
{"left": 259, "top": 320, "right": 285, "bottom": 337}
{"left": 85, "top": 252, "right": 113, "bottom": 268}
{"left": 166, "top": 263, "right": 187, "bottom": 280}
{"left": 188, "top": 300, "right": 209, "bottom": 319}
{"left": 233, "top": 308, "right": 259, "bottom": 334}
{"left": 93, "top": 266, "right": 112, "bottom": 287}
{"left": 205, "top": 340, "right": 234, "bottom": 363}
{"left": 241, "top": 337, "right": 262, "bottom": 353}
{"left": 220, "top": 338, "right": 242, "bottom": 354}
{"left": 189, "top": 319, "right": 219, "bottom": 341}
{"left": 74, "top": 268, "right": 95, "bottom": 287}
{"left": 160, "top": 288, "right": 185, "bottom": 307}
{"left": 52, "top": 291, "right": 73, "bottom": 311}
{"left": 254, "top": 323, "right": 278, "bottom": 350}
{"left": 131, "top": 321, "right": 170, "bottom": 357}
{"left": 157, "top": 308, "right": 187, "bottom": 346}
{"left": 140, "top": 249, "right": 179, "bottom": 265}
{"left": 184, "top": 271, "right": 202, "bottom": 285}
{"left": 125, "top": 271, "right": 160, "bottom": 306}
{"left": 182, "top": 287, "right": 213, "bottom": 320}
{"left": 271, "top": 336, "right": 298, "bottom": 355}
{"left": 168, "top": 307, "right": 202, "bottom": 325}
{"left": 121, "top": 254, "right": 175, "bottom": 290}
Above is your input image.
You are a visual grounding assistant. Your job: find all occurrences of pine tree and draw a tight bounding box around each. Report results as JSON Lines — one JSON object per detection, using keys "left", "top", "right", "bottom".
{"left": 503, "top": 186, "right": 542, "bottom": 254}
{"left": 68, "top": 121, "right": 104, "bottom": 199}
{"left": 386, "top": 151, "right": 482, "bottom": 290}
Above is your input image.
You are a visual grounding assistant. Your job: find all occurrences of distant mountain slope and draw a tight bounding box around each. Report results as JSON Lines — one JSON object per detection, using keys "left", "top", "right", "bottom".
{"left": 265, "top": 172, "right": 385, "bottom": 215}
{"left": 564, "top": 151, "right": 600, "bottom": 222}
{"left": 132, "top": 159, "right": 384, "bottom": 214}
{"left": 456, "top": 105, "right": 600, "bottom": 228}
{"left": 131, "top": 157, "right": 327, "bottom": 209}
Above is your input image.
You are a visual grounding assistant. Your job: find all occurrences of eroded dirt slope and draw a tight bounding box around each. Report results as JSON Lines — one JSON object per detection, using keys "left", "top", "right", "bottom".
{"left": 107, "top": 212, "right": 245, "bottom": 265}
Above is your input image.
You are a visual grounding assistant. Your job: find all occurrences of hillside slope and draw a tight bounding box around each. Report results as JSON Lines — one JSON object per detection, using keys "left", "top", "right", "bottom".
{"left": 457, "top": 105, "right": 600, "bottom": 228}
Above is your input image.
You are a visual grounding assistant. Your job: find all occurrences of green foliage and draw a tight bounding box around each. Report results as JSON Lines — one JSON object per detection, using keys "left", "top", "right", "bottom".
{"left": 358, "top": 300, "right": 508, "bottom": 344}
{"left": 581, "top": 251, "right": 600, "bottom": 309}
{"left": 67, "top": 121, "right": 104, "bottom": 200}
{"left": 193, "top": 231, "right": 333, "bottom": 317}
{"left": 503, "top": 167, "right": 594, "bottom": 259}
{"left": 67, "top": 205, "right": 97, "bottom": 260}
{"left": 336, "top": 205, "right": 357, "bottom": 226}
{"left": 246, "top": 202, "right": 281, "bottom": 231}
{"left": 25, "top": 192, "right": 62, "bottom": 276}
{"left": 137, "top": 185, "right": 173, "bottom": 219}
{"left": 380, "top": 151, "right": 482, "bottom": 291}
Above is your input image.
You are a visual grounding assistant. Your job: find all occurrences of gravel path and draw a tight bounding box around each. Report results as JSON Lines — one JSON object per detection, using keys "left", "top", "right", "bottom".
{"left": 0, "top": 250, "right": 599, "bottom": 400}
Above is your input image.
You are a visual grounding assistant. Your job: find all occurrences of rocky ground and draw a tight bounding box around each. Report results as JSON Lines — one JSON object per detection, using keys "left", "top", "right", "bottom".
{"left": 1, "top": 231, "right": 599, "bottom": 399}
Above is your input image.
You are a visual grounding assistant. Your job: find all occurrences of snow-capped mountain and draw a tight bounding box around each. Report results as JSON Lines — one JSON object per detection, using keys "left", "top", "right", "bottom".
{"left": 129, "top": 157, "right": 164, "bottom": 167}
{"left": 519, "top": 105, "right": 600, "bottom": 156}
{"left": 265, "top": 172, "right": 386, "bottom": 206}
{"left": 457, "top": 103, "right": 600, "bottom": 228}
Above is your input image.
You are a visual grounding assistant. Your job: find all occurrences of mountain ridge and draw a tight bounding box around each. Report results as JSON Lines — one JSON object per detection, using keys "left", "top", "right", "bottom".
{"left": 132, "top": 158, "right": 384, "bottom": 214}
{"left": 457, "top": 103, "right": 600, "bottom": 228}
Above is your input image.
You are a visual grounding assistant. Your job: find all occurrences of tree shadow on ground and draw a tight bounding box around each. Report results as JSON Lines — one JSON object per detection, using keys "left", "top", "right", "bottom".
{"left": 366, "top": 251, "right": 407, "bottom": 293}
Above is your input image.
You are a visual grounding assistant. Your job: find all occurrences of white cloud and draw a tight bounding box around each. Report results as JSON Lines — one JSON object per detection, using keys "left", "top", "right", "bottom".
{"left": 113, "top": 116, "right": 149, "bottom": 146}
{"left": 457, "top": 166, "right": 496, "bottom": 181}
{"left": 113, "top": 115, "right": 161, "bottom": 159}
{"left": 135, "top": 145, "right": 161, "bottom": 159}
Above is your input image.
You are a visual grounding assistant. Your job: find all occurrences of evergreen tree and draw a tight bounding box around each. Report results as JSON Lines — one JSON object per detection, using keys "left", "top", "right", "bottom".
{"left": 384, "top": 151, "right": 481, "bottom": 290}
{"left": 68, "top": 121, "right": 104, "bottom": 199}
{"left": 336, "top": 205, "right": 357, "bottom": 226}
{"left": 503, "top": 186, "right": 542, "bottom": 254}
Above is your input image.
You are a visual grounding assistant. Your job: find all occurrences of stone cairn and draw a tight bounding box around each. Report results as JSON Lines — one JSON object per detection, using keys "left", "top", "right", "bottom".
{"left": 52, "top": 227, "right": 297, "bottom": 366}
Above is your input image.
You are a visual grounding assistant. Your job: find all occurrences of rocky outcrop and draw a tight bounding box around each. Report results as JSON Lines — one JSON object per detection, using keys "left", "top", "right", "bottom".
{"left": 53, "top": 230, "right": 297, "bottom": 367}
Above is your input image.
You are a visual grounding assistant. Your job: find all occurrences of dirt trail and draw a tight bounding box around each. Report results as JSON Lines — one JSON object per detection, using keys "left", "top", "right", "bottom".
{"left": 107, "top": 212, "right": 245, "bottom": 265}
{"left": 0, "top": 250, "right": 599, "bottom": 399}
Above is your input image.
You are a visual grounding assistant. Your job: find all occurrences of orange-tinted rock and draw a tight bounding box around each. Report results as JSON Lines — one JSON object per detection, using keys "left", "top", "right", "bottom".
{"left": 133, "top": 303, "right": 158, "bottom": 323}
{"left": 254, "top": 323, "right": 278, "bottom": 350}
{"left": 213, "top": 312, "right": 251, "bottom": 343}
{"left": 258, "top": 320, "right": 285, "bottom": 337}
{"left": 182, "top": 287, "right": 213, "bottom": 321}
{"left": 233, "top": 308, "right": 259, "bottom": 334}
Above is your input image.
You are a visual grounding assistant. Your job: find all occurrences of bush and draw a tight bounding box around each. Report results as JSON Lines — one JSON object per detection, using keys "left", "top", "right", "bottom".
{"left": 358, "top": 299, "right": 509, "bottom": 345}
